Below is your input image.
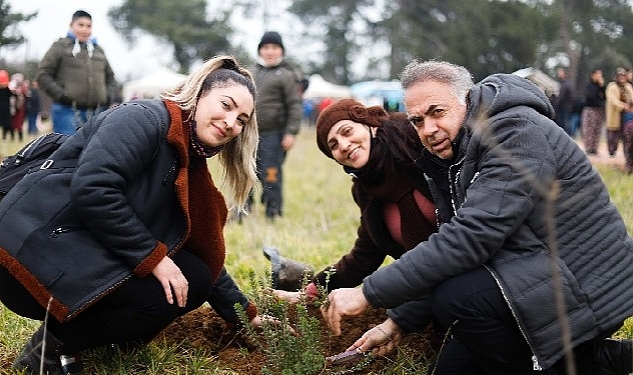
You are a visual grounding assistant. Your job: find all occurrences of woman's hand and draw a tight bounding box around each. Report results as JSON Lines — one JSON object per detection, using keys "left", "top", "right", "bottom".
{"left": 347, "top": 318, "right": 403, "bottom": 357}
{"left": 273, "top": 290, "right": 303, "bottom": 304}
{"left": 273, "top": 282, "right": 319, "bottom": 304}
{"left": 151, "top": 257, "right": 188, "bottom": 307}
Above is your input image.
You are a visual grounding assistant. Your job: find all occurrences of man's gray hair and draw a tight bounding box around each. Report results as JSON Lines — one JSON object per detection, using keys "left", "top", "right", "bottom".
{"left": 400, "top": 60, "right": 474, "bottom": 105}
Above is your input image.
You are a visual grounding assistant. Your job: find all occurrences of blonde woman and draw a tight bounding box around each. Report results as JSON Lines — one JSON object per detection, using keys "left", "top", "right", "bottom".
{"left": 0, "top": 56, "right": 264, "bottom": 374}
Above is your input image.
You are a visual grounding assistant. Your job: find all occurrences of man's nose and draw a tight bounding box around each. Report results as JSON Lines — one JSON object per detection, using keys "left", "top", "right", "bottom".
{"left": 418, "top": 120, "right": 438, "bottom": 137}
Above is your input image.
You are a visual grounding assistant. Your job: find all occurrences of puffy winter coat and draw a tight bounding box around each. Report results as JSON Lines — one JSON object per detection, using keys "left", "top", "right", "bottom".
{"left": 363, "top": 74, "right": 633, "bottom": 370}
{"left": 0, "top": 99, "right": 254, "bottom": 323}
{"left": 253, "top": 59, "right": 302, "bottom": 135}
{"left": 36, "top": 36, "right": 116, "bottom": 107}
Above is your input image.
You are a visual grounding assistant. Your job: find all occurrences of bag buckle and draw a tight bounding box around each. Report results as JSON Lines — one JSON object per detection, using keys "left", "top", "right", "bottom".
{"left": 40, "top": 159, "right": 54, "bottom": 169}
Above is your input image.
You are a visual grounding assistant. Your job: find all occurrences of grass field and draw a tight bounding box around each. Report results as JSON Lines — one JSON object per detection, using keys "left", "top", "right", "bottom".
{"left": 1, "top": 124, "right": 633, "bottom": 373}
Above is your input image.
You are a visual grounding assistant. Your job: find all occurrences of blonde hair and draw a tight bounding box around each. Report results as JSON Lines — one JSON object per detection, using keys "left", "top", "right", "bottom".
{"left": 162, "top": 55, "right": 258, "bottom": 211}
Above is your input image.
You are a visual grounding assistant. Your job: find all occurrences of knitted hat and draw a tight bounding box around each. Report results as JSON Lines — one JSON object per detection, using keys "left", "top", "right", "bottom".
{"left": 0, "top": 70, "right": 9, "bottom": 86}
{"left": 258, "top": 31, "right": 284, "bottom": 51}
{"left": 316, "top": 98, "right": 389, "bottom": 158}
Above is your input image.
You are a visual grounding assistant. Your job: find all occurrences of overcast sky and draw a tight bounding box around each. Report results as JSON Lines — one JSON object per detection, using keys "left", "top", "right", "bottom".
{"left": 3, "top": 0, "right": 291, "bottom": 82}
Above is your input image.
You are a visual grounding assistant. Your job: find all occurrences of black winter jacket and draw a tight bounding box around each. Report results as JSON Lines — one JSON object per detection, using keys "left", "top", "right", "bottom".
{"left": 363, "top": 74, "right": 633, "bottom": 370}
{"left": 0, "top": 99, "right": 255, "bottom": 323}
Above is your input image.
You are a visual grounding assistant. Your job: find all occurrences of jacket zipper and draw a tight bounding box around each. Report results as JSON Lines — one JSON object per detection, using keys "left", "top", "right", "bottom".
{"left": 50, "top": 226, "right": 83, "bottom": 238}
{"left": 162, "top": 160, "right": 178, "bottom": 185}
{"left": 448, "top": 155, "right": 466, "bottom": 215}
{"left": 483, "top": 264, "right": 543, "bottom": 371}
{"left": 448, "top": 158, "right": 542, "bottom": 371}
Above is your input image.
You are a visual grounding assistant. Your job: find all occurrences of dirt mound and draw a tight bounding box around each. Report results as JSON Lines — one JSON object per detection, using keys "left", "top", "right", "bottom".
{"left": 159, "top": 305, "right": 439, "bottom": 374}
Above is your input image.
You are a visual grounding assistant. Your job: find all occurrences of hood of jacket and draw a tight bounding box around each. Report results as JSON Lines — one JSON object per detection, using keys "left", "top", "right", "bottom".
{"left": 467, "top": 73, "right": 555, "bottom": 125}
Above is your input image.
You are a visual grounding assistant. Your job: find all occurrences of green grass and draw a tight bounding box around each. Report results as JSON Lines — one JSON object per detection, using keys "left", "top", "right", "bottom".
{"left": 2, "top": 125, "right": 633, "bottom": 373}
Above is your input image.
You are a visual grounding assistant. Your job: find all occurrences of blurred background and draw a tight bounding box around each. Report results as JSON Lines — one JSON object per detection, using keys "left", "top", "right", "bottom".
{"left": 2, "top": 0, "right": 633, "bottom": 124}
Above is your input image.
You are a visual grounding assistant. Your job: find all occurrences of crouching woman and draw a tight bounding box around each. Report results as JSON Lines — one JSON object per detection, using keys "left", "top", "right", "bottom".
{"left": 0, "top": 55, "right": 264, "bottom": 374}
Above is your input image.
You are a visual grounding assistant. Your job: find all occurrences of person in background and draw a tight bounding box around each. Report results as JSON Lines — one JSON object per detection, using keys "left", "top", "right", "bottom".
{"left": 36, "top": 10, "right": 116, "bottom": 135}
{"left": 0, "top": 55, "right": 266, "bottom": 375}
{"left": 322, "top": 60, "right": 633, "bottom": 374}
{"left": 24, "top": 80, "right": 42, "bottom": 136}
{"left": 250, "top": 31, "right": 303, "bottom": 220}
{"left": 605, "top": 67, "right": 633, "bottom": 157}
{"left": 0, "top": 70, "right": 14, "bottom": 142}
{"left": 275, "top": 100, "right": 437, "bottom": 329}
{"left": 9, "top": 73, "right": 27, "bottom": 142}
{"left": 580, "top": 68, "right": 606, "bottom": 155}
{"left": 554, "top": 67, "right": 575, "bottom": 136}
{"left": 622, "top": 67, "right": 633, "bottom": 173}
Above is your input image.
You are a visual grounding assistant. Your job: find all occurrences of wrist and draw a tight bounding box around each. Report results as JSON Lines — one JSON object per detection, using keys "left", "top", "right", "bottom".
{"left": 381, "top": 318, "right": 401, "bottom": 335}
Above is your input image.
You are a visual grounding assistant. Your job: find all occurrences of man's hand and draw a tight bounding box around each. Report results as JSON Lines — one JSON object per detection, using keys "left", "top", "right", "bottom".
{"left": 346, "top": 318, "right": 403, "bottom": 357}
{"left": 320, "top": 288, "right": 370, "bottom": 335}
{"left": 281, "top": 134, "right": 295, "bottom": 150}
{"left": 151, "top": 257, "right": 188, "bottom": 307}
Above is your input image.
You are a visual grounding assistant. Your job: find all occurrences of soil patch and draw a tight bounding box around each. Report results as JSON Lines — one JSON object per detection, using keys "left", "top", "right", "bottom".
{"left": 159, "top": 305, "right": 439, "bottom": 374}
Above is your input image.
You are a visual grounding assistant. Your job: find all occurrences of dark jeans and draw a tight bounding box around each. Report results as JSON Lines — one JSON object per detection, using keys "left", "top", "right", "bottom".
{"left": 51, "top": 103, "right": 105, "bottom": 135}
{"left": 26, "top": 112, "right": 38, "bottom": 134}
{"left": 431, "top": 267, "right": 542, "bottom": 374}
{"left": 0, "top": 250, "right": 213, "bottom": 353}
{"left": 430, "top": 267, "right": 619, "bottom": 375}
{"left": 254, "top": 130, "right": 287, "bottom": 217}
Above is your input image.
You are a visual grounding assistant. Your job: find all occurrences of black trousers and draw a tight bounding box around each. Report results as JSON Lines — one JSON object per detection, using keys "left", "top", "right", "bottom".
{"left": 430, "top": 267, "right": 616, "bottom": 375}
{"left": 0, "top": 250, "right": 214, "bottom": 353}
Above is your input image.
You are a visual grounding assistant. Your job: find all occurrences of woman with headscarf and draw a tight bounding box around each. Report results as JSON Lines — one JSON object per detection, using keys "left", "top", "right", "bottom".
{"left": 276, "top": 99, "right": 438, "bottom": 352}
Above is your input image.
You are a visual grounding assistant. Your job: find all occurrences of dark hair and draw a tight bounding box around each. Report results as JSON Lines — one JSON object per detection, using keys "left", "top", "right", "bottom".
{"left": 72, "top": 10, "right": 92, "bottom": 22}
{"left": 199, "top": 68, "right": 256, "bottom": 103}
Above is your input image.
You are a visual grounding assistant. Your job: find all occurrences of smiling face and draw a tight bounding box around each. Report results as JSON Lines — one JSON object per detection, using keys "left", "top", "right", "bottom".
{"left": 70, "top": 16, "right": 92, "bottom": 43}
{"left": 194, "top": 84, "right": 254, "bottom": 147}
{"left": 327, "top": 120, "right": 375, "bottom": 169}
{"left": 405, "top": 81, "right": 467, "bottom": 160}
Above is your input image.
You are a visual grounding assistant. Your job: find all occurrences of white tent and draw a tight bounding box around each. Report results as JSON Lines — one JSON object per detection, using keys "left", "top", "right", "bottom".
{"left": 302, "top": 74, "right": 351, "bottom": 99}
{"left": 513, "top": 67, "right": 560, "bottom": 98}
{"left": 122, "top": 67, "right": 188, "bottom": 101}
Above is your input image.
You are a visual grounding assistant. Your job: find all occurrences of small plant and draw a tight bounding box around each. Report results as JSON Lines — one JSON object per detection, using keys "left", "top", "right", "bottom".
{"left": 235, "top": 270, "right": 325, "bottom": 375}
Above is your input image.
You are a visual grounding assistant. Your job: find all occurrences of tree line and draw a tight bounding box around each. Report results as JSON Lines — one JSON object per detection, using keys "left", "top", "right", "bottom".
{"left": 2, "top": 0, "right": 633, "bottom": 95}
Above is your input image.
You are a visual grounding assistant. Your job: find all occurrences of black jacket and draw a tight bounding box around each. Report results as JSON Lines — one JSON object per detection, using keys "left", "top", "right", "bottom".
{"left": 363, "top": 74, "right": 633, "bottom": 370}
{"left": 0, "top": 99, "right": 254, "bottom": 323}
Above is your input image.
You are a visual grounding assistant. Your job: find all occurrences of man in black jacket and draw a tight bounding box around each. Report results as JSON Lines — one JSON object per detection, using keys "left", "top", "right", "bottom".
{"left": 322, "top": 60, "right": 633, "bottom": 374}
